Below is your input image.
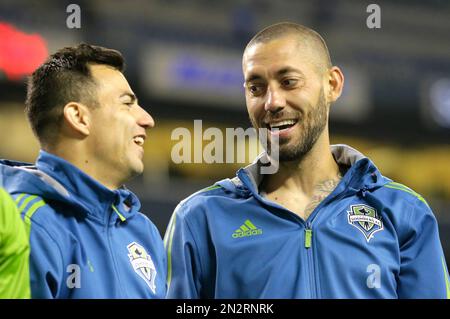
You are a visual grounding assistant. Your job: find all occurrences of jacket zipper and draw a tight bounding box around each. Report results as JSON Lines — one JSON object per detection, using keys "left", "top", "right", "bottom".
{"left": 304, "top": 221, "right": 316, "bottom": 298}
{"left": 258, "top": 175, "right": 353, "bottom": 299}
{"left": 106, "top": 206, "right": 127, "bottom": 297}
{"left": 303, "top": 190, "right": 350, "bottom": 299}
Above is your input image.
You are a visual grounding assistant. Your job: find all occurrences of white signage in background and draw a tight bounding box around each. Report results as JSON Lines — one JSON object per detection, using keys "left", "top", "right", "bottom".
{"left": 330, "top": 65, "right": 372, "bottom": 123}
{"left": 139, "top": 42, "right": 245, "bottom": 109}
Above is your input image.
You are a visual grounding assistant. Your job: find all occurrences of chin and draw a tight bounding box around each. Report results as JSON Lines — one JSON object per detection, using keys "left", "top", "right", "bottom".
{"left": 128, "top": 160, "right": 145, "bottom": 177}
{"left": 133, "top": 164, "right": 145, "bottom": 176}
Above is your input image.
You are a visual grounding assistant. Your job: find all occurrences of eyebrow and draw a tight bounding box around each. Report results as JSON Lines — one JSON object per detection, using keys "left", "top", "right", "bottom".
{"left": 120, "top": 92, "right": 137, "bottom": 103}
{"left": 276, "top": 67, "right": 305, "bottom": 77}
{"left": 245, "top": 74, "right": 263, "bottom": 83}
{"left": 245, "top": 67, "right": 305, "bottom": 83}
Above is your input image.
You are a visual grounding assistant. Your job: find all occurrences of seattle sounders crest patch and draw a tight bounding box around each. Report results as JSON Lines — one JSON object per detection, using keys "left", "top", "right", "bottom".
{"left": 127, "top": 242, "right": 157, "bottom": 293}
{"left": 347, "top": 204, "right": 383, "bottom": 242}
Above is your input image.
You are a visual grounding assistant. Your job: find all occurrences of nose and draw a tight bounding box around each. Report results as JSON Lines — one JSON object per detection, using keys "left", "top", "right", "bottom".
{"left": 264, "top": 84, "right": 285, "bottom": 113}
{"left": 137, "top": 105, "right": 155, "bottom": 129}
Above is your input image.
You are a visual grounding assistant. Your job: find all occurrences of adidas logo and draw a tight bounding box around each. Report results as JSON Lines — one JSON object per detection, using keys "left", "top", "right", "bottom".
{"left": 232, "top": 219, "right": 263, "bottom": 238}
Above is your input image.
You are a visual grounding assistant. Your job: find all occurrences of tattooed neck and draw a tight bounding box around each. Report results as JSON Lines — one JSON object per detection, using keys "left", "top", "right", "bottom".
{"left": 303, "top": 172, "right": 343, "bottom": 219}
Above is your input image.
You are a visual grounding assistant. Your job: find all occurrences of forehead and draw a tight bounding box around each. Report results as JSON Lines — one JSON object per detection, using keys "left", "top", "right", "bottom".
{"left": 89, "top": 64, "right": 131, "bottom": 93}
{"left": 243, "top": 36, "right": 315, "bottom": 77}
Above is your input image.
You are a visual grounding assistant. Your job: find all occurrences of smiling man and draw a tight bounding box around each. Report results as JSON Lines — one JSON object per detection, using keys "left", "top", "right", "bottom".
{"left": 0, "top": 44, "right": 166, "bottom": 298}
{"left": 165, "top": 22, "right": 449, "bottom": 298}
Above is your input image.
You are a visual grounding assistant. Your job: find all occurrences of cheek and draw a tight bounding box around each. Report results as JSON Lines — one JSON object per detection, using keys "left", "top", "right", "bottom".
{"left": 246, "top": 99, "right": 264, "bottom": 119}
{"left": 288, "top": 91, "right": 314, "bottom": 111}
{"left": 106, "top": 119, "right": 128, "bottom": 149}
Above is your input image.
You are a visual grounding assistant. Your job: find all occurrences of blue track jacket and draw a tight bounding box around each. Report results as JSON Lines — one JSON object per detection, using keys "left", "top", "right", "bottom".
{"left": 165, "top": 145, "right": 450, "bottom": 298}
{"left": 0, "top": 151, "right": 166, "bottom": 298}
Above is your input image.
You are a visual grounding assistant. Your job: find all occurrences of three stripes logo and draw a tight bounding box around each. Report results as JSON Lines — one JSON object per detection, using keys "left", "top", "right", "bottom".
{"left": 232, "top": 219, "right": 263, "bottom": 238}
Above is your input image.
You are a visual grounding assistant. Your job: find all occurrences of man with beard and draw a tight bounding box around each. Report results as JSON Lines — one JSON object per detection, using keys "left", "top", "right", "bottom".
{"left": 164, "top": 22, "right": 449, "bottom": 298}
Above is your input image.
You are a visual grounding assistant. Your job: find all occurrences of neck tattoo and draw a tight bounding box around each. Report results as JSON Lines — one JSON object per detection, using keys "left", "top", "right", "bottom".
{"left": 303, "top": 172, "right": 343, "bottom": 219}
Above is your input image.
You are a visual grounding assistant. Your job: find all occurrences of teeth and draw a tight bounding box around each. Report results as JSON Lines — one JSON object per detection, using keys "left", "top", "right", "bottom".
{"left": 269, "top": 119, "right": 297, "bottom": 129}
{"left": 134, "top": 136, "right": 144, "bottom": 146}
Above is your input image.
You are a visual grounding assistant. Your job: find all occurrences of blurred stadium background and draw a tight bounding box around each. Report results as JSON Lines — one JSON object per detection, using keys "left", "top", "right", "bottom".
{"left": 1, "top": 0, "right": 450, "bottom": 260}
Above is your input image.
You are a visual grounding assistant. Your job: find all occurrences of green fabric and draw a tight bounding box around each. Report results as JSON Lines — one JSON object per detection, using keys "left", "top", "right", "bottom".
{"left": 165, "top": 213, "right": 177, "bottom": 291}
{"left": 443, "top": 256, "right": 450, "bottom": 299}
{"left": 384, "top": 182, "right": 428, "bottom": 206}
{"left": 0, "top": 188, "right": 30, "bottom": 298}
{"left": 305, "top": 229, "right": 312, "bottom": 248}
{"left": 201, "top": 185, "right": 221, "bottom": 193}
{"left": 112, "top": 204, "right": 126, "bottom": 222}
{"left": 23, "top": 199, "right": 46, "bottom": 239}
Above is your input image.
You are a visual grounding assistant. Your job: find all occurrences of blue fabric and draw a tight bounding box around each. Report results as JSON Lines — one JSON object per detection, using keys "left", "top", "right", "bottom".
{"left": 165, "top": 145, "right": 449, "bottom": 298}
{"left": 0, "top": 151, "right": 166, "bottom": 298}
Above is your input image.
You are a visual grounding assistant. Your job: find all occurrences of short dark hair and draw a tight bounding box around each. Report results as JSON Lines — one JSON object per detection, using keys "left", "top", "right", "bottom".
{"left": 245, "top": 22, "right": 332, "bottom": 74}
{"left": 25, "top": 43, "right": 125, "bottom": 145}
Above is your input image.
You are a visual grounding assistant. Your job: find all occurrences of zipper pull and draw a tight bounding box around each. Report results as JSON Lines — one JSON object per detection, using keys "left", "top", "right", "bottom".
{"left": 359, "top": 187, "right": 368, "bottom": 198}
{"left": 305, "top": 228, "right": 312, "bottom": 249}
{"left": 112, "top": 204, "right": 126, "bottom": 222}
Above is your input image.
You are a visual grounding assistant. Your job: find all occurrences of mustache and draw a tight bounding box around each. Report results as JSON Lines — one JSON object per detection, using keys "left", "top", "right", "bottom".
{"left": 262, "top": 111, "right": 301, "bottom": 124}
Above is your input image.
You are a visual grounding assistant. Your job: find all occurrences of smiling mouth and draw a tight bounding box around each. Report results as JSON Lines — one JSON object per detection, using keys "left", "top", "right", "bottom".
{"left": 265, "top": 119, "right": 298, "bottom": 132}
{"left": 133, "top": 135, "right": 145, "bottom": 146}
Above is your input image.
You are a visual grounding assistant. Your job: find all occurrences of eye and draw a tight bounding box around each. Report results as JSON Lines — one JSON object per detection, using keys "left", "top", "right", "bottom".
{"left": 247, "top": 83, "right": 265, "bottom": 96}
{"left": 281, "top": 78, "right": 298, "bottom": 88}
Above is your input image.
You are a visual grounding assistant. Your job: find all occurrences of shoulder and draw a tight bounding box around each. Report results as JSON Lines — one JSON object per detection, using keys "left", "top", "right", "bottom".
{"left": 12, "top": 193, "right": 65, "bottom": 259}
{"left": 0, "top": 188, "right": 18, "bottom": 225}
{"left": 134, "top": 212, "right": 164, "bottom": 239}
{"left": 0, "top": 188, "right": 28, "bottom": 245}
{"left": 374, "top": 180, "right": 436, "bottom": 230}
{"left": 12, "top": 193, "right": 69, "bottom": 240}
{"left": 174, "top": 184, "right": 231, "bottom": 218}
{"left": 379, "top": 181, "right": 429, "bottom": 207}
{"left": 13, "top": 193, "right": 52, "bottom": 222}
{"left": 0, "top": 187, "right": 17, "bottom": 212}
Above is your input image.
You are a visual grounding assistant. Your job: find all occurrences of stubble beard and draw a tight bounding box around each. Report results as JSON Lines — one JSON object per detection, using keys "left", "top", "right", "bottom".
{"left": 252, "top": 87, "right": 328, "bottom": 163}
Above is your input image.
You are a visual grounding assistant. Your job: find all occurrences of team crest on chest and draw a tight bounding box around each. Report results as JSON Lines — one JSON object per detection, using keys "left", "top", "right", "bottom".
{"left": 347, "top": 204, "right": 383, "bottom": 242}
{"left": 127, "top": 242, "right": 157, "bottom": 293}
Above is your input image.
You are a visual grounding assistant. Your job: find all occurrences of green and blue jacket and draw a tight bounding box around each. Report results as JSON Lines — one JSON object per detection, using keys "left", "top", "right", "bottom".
{"left": 165, "top": 144, "right": 449, "bottom": 298}
{"left": 0, "top": 151, "right": 166, "bottom": 298}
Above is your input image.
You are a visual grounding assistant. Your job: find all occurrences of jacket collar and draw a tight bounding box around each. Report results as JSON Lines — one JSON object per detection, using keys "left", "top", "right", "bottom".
{"left": 36, "top": 150, "right": 140, "bottom": 224}
{"left": 237, "top": 144, "right": 387, "bottom": 197}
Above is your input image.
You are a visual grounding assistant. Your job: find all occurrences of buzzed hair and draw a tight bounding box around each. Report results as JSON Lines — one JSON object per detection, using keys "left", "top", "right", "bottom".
{"left": 244, "top": 22, "right": 332, "bottom": 75}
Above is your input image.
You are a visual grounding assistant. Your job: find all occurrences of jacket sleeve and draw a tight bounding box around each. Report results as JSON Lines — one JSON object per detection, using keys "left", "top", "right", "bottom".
{"left": 147, "top": 220, "right": 168, "bottom": 297}
{"left": 397, "top": 198, "right": 450, "bottom": 298}
{"left": 0, "top": 188, "right": 30, "bottom": 299}
{"left": 164, "top": 203, "right": 204, "bottom": 299}
{"left": 26, "top": 218, "right": 64, "bottom": 299}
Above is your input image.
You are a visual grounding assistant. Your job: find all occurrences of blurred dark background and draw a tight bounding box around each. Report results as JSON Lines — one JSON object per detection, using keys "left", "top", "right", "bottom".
{"left": 1, "top": 0, "right": 449, "bottom": 260}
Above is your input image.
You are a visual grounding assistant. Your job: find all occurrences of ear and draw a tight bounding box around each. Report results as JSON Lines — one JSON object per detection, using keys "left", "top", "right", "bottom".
{"left": 326, "top": 66, "right": 345, "bottom": 104}
{"left": 62, "top": 102, "right": 91, "bottom": 137}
